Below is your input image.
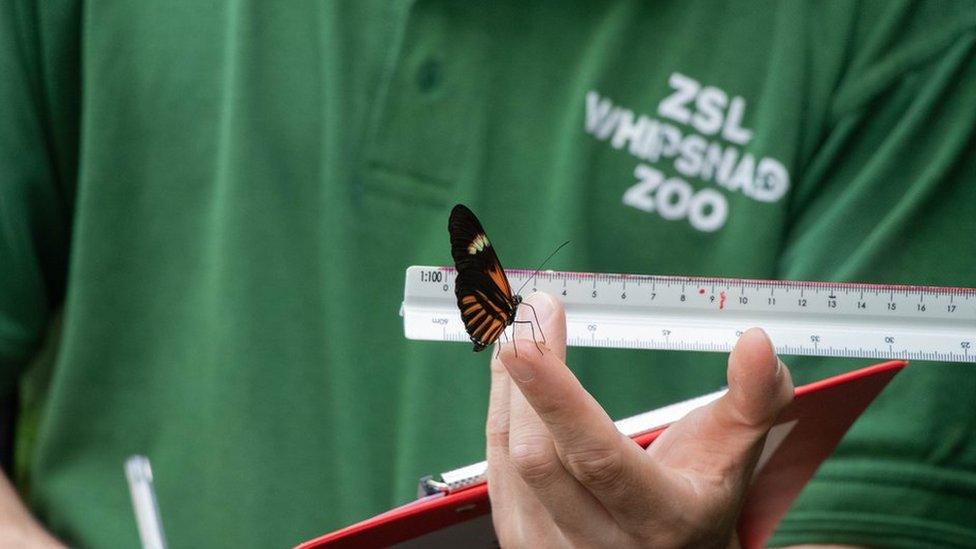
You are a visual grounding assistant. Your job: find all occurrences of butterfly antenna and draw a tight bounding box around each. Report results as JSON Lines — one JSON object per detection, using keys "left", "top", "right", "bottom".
{"left": 516, "top": 240, "right": 571, "bottom": 295}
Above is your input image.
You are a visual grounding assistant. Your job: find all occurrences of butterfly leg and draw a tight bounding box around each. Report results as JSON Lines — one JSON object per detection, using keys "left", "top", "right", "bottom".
{"left": 518, "top": 301, "right": 548, "bottom": 346}
{"left": 495, "top": 330, "right": 509, "bottom": 360}
{"left": 513, "top": 320, "right": 544, "bottom": 354}
{"left": 509, "top": 324, "right": 520, "bottom": 358}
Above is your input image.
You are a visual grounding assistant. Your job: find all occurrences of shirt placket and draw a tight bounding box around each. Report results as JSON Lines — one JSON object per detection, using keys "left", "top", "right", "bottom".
{"left": 361, "top": 2, "right": 488, "bottom": 208}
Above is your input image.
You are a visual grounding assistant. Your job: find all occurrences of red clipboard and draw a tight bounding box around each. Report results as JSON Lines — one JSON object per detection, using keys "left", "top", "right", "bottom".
{"left": 298, "top": 361, "right": 905, "bottom": 549}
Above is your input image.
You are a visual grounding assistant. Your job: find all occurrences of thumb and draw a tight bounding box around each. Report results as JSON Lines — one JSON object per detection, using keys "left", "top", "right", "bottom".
{"left": 717, "top": 327, "right": 794, "bottom": 435}
{"left": 651, "top": 328, "right": 794, "bottom": 480}
{"left": 640, "top": 328, "right": 794, "bottom": 543}
{"left": 682, "top": 327, "right": 793, "bottom": 482}
{"left": 512, "top": 292, "right": 566, "bottom": 363}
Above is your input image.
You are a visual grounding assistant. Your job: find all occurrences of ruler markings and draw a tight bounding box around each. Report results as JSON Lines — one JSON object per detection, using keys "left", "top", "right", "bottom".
{"left": 404, "top": 267, "right": 976, "bottom": 363}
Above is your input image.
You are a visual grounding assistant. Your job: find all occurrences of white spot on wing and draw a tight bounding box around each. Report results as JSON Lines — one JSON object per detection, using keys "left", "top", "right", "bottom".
{"left": 467, "top": 234, "right": 490, "bottom": 255}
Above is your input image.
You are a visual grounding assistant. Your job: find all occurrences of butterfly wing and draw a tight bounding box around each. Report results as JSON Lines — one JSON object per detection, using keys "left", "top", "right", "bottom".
{"left": 455, "top": 269, "right": 513, "bottom": 351}
{"left": 449, "top": 204, "right": 514, "bottom": 297}
{"left": 448, "top": 204, "right": 517, "bottom": 351}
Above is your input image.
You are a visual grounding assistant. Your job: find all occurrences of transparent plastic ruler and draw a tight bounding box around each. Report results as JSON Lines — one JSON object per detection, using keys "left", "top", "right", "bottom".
{"left": 401, "top": 266, "right": 976, "bottom": 363}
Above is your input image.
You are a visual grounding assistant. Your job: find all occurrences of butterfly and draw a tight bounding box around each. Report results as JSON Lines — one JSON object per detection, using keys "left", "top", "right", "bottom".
{"left": 448, "top": 204, "right": 542, "bottom": 353}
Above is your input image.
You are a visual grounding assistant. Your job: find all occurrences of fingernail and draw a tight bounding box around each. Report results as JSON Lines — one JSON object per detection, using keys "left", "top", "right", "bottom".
{"left": 514, "top": 292, "right": 556, "bottom": 341}
{"left": 502, "top": 353, "right": 536, "bottom": 382}
{"left": 734, "top": 328, "right": 782, "bottom": 375}
{"left": 757, "top": 328, "right": 783, "bottom": 375}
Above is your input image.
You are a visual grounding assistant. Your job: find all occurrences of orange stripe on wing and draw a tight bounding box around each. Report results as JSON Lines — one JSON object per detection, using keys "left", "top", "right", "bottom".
{"left": 476, "top": 290, "right": 506, "bottom": 317}
{"left": 487, "top": 264, "right": 513, "bottom": 298}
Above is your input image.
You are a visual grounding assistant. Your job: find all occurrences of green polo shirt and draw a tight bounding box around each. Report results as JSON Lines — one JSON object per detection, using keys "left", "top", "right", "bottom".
{"left": 2, "top": 1, "right": 975, "bottom": 547}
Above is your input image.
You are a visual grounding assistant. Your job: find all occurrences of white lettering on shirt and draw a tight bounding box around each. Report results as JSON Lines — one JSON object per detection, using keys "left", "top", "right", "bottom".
{"left": 586, "top": 73, "right": 789, "bottom": 233}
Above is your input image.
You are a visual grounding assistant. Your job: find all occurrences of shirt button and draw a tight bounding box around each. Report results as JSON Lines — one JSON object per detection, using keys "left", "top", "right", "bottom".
{"left": 417, "top": 59, "right": 442, "bottom": 92}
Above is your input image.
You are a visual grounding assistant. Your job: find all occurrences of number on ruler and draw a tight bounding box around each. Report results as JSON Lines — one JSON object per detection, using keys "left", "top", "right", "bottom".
{"left": 405, "top": 267, "right": 976, "bottom": 362}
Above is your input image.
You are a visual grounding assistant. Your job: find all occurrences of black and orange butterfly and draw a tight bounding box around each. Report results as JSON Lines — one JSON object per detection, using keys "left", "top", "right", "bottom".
{"left": 448, "top": 204, "right": 545, "bottom": 353}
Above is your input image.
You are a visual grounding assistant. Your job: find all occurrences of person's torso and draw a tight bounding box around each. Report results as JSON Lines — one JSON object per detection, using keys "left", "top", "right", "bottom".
{"left": 27, "top": 2, "right": 976, "bottom": 546}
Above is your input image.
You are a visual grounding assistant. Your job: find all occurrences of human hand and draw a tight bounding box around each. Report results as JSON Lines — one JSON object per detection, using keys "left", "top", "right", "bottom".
{"left": 485, "top": 292, "right": 794, "bottom": 548}
{"left": 0, "top": 473, "right": 67, "bottom": 549}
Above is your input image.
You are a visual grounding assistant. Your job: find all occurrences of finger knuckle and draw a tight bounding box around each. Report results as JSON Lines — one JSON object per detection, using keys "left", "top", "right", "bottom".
{"left": 564, "top": 447, "right": 625, "bottom": 490}
{"left": 509, "top": 439, "right": 560, "bottom": 487}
